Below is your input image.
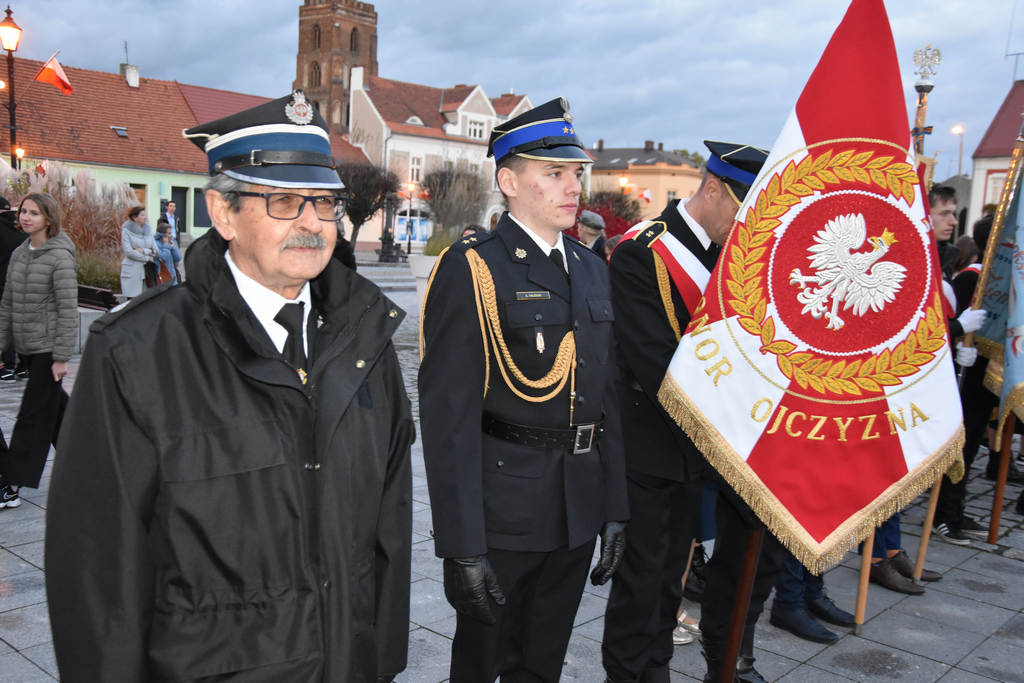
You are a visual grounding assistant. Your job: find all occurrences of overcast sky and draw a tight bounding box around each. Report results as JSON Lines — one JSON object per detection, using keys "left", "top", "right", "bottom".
{"left": 12, "top": 0, "right": 1023, "bottom": 181}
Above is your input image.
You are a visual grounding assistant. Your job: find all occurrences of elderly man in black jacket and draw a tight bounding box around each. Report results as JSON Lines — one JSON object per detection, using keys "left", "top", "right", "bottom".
{"left": 45, "top": 91, "right": 414, "bottom": 682}
{"left": 419, "top": 98, "right": 629, "bottom": 683}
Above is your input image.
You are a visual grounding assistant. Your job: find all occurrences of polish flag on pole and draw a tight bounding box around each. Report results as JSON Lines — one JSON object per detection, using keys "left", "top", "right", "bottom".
{"left": 34, "top": 51, "right": 74, "bottom": 95}
{"left": 640, "top": 188, "right": 653, "bottom": 203}
{"left": 657, "top": 0, "right": 962, "bottom": 572}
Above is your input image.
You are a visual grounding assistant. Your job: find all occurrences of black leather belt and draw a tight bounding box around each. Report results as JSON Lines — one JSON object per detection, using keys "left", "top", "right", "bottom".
{"left": 482, "top": 413, "right": 604, "bottom": 454}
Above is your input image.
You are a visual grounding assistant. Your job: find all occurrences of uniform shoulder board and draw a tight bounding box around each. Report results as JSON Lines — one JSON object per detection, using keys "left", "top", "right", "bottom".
{"left": 630, "top": 221, "right": 668, "bottom": 249}
{"left": 447, "top": 230, "right": 497, "bottom": 253}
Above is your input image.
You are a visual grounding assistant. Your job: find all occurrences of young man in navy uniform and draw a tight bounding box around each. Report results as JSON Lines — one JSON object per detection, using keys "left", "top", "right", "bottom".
{"left": 419, "top": 98, "right": 629, "bottom": 682}
{"left": 603, "top": 142, "right": 785, "bottom": 683}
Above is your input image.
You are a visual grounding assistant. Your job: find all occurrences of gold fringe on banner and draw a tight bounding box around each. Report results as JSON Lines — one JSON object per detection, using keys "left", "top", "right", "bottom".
{"left": 657, "top": 374, "right": 964, "bottom": 575}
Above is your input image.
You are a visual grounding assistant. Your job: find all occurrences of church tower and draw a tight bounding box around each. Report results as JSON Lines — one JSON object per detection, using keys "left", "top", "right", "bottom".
{"left": 294, "top": 0, "right": 379, "bottom": 133}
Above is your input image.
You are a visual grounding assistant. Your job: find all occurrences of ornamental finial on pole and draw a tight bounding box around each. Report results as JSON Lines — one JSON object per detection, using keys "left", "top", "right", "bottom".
{"left": 913, "top": 44, "right": 941, "bottom": 85}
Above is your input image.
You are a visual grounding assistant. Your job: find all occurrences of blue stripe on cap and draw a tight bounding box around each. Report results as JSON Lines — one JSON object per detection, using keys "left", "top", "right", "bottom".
{"left": 706, "top": 154, "right": 757, "bottom": 187}
{"left": 493, "top": 120, "right": 577, "bottom": 162}
{"left": 207, "top": 130, "right": 331, "bottom": 174}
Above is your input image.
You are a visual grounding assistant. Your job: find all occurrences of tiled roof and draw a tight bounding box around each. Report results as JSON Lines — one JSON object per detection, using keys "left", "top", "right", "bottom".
{"left": 974, "top": 80, "right": 1024, "bottom": 159}
{"left": 491, "top": 93, "right": 526, "bottom": 116}
{"left": 364, "top": 75, "right": 477, "bottom": 134}
{"left": 4, "top": 59, "right": 208, "bottom": 173}
{"left": 590, "top": 147, "right": 699, "bottom": 170}
{"left": 330, "top": 135, "right": 371, "bottom": 163}
{"left": 1, "top": 58, "right": 369, "bottom": 174}
{"left": 178, "top": 83, "right": 271, "bottom": 124}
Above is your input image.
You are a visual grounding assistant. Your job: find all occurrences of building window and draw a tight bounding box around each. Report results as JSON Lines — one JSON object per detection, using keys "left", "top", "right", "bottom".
{"left": 313, "top": 24, "right": 321, "bottom": 49}
{"left": 467, "top": 119, "right": 485, "bottom": 139}
{"left": 311, "top": 62, "right": 321, "bottom": 87}
{"left": 350, "top": 27, "right": 359, "bottom": 52}
{"left": 667, "top": 190, "right": 677, "bottom": 202}
{"left": 443, "top": 160, "right": 454, "bottom": 171}
{"left": 410, "top": 156, "right": 423, "bottom": 182}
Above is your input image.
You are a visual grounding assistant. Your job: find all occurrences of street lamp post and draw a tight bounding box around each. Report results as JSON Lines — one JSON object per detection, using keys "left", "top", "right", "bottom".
{"left": 0, "top": 6, "right": 21, "bottom": 171}
{"left": 406, "top": 181, "right": 414, "bottom": 255}
{"left": 951, "top": 123, "right": 965, "bottom": 176}
{"left": 618, "top": 174, "right": 628, "bottom": 196}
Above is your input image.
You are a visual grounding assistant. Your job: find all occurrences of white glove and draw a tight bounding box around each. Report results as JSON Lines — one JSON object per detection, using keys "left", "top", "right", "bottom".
{"left": 955, "top": 342, "right": 978, "bottom": 368}
{"left": 957, "top": 308, "right": 987, "bottom": 334}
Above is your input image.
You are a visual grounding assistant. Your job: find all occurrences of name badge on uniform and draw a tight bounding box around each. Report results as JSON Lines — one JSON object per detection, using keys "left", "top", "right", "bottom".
{"left": 516, "top": 291, "right": 551, "bottom": 301}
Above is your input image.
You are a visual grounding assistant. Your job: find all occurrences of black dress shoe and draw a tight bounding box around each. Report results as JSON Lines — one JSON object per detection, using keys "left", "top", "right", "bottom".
{"left": 770, "top": 606, "right": 839, "bottom": 643}
{"left": 735, "top": 657, "right": 769, "bottom": 683}
{"left": 869, "top": 557, "right": 925, "bottom": 595}
{"left": 806, "top": 595, "right": 855, "bottom": 627}
{"left": 891, "top": 549, "right": 941, "bottom": 582}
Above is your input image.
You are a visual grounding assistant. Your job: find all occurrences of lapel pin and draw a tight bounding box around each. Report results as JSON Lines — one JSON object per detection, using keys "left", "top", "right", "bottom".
{"left": 515, "top": 247, "right": 527, "bottom": 259}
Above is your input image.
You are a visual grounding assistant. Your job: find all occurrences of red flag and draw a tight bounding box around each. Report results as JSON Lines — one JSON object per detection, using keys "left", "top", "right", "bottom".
{"left": 658, "top": 0, "right": 963, "bottom": 572}
{"left": 34, "top": 51, "right": 73, "bottom": 95}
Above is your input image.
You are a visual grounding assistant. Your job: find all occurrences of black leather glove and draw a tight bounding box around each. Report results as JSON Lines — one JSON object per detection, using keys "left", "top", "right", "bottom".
{"left": 443, "top": 555, "right": 506, "bottom": 624}
{"left": 590, "top": 521, "right": 627, "bottom": 585}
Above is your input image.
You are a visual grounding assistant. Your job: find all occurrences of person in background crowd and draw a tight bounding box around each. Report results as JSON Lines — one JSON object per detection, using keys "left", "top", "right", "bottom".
{"left": 420, "top": 97, "right": 628, "bottom": 683}
{"left": 460, "top": 224, "right": 486, "bottom": 238}
{"left": 120, "top": 206, "right": 157, "bottom": 298}
{"left": 155, "top": 220, "right": 183, "bottom": 285}
{"left": 576, "top": 209, "right": 607, "bottom": 256}
{"left": 45, "top": 91, "right": 414, "bottom": 682}
{"left": 0, "top": 193, "right": 77, "bottom": 510}
{"left": 0, "top": 197, "right": 27, "bottom": 382}
{"left": 603, "top": 234, "right": 622, "bottom": 262}
{"left": 163, "top": 200, "right": 181, "bottom": 244}
{"left": 770, "top": 549, "right": 854, "bottom": 644}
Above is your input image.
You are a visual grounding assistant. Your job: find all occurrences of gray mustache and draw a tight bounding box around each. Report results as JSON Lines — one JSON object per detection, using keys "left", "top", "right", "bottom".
{"left": 281, "top": 234, "right": 327, "bottom": 250}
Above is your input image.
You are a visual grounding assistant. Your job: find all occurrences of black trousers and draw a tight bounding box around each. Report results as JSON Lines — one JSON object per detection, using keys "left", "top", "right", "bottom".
{"left": 699, "top": 487, "right": 785, "bottom": 656}
{"left": 602, "top": 473, "right": 701, "bottom": 682}
{"left": 936, "top": 360, "right": 995, "bottom": 525}
{"left": 0, "top": 353, "right": 68, "bottom": 488}
{"left": 449, "top": 539, "right": 596, "bottom": 683}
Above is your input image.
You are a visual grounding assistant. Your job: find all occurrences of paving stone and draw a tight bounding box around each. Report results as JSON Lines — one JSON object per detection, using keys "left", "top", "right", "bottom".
{"left": 0, "top": 570, "right": 46, "bottom": 613}
{"left": 1005, "top": 547, "right": 1024, "bottom": 561}
{"left": 573, "top": 590, "right": 607, "bottom": 627}
{"left": 927, "top": 567, "right": 1024, "bottom": 611}
{"left": 408, "top": 577, "right": 455, "bottom": 628}
{"left": 890, "top": 587, "right": 1017, "bottom": 637}
{"left": 1002, "top": 529, "right": 1024, "bottom": 550}
{"left": 0, "top": 651, "right": 55, "bottom": 681}
{"left": 667, "top": 637, "right": 706, "bottom": 678}
{"left": 8, "top": 541, "right": 44, "bottom": 570}
{"left": 777, "top": 663, "right": 858, "bottom": 681}
{"left": 0, "top": 515, "right": 45, "bottom": 548}
{"left": 807, "top": 635, "right": 952, "bottom": 681}
{"left": 561, "top": 631, "right": 606, "bottom": 681}
{"left": 937, "top": 669, "right": 1007, "bottom": 682}
{"left": 411, "top": 508, "right": 434, "bottom": 539}
{"left": 402, "top": 628, "right": 451, "bottom": 683}
{"left": 0, "top": 603, "right": 51, "bottom": 651}
{"left": 0, "top": 549, "right": 35, "bottom": 580}
{"left": 18, "top": 641, "right": 56, "bottom": 679}
{"left": 957, "top": 637, "right": 1024, "bottom": 683}
{"left": 858, "top": 608, "right": 986, "bottom": 665}
{"left": 989, "top": 612, "right": 1024, "bottom": 648}
{"left": 755, "top": 617, "right": 838, "bottom": 661}
{"left": 410, "top": 539, "right": 442, "bottom": 581}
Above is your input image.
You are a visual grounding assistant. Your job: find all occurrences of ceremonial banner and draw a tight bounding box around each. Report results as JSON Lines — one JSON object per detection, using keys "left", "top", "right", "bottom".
{"left": 657, "top": 0, "right": 964, "bottom": 572}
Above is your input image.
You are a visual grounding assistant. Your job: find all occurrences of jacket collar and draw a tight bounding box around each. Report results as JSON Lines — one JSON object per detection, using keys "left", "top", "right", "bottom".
{"left": 661, "top": 200, "right": 720, "bottom": 271}
{"left": 494, "top": 213, "right": 571, "bottom": 301}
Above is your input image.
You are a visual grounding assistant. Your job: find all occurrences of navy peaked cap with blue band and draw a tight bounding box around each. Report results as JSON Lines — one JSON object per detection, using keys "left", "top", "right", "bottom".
{"left": 703, "top": 140, "right": 768, "bottom": 202}
{"left": 488, "top": 97, "right": 592, "bottom": 164}
{"left": 183, "top": 90, "right": 344, "bottom": 190}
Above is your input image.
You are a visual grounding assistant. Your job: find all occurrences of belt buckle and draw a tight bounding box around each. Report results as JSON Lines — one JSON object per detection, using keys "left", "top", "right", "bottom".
{"left": 573, "top": 424, "right": 595, "bottom": 454}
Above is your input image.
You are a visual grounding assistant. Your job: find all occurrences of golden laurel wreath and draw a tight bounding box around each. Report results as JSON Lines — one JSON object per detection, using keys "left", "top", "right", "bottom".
{"left": 726, "top": 149, "right": 947, "bottom": 397}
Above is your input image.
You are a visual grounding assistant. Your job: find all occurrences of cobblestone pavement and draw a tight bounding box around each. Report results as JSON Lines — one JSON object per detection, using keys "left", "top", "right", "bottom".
{"left": 1, "top": 262, "right": 1023, "bottom": 681}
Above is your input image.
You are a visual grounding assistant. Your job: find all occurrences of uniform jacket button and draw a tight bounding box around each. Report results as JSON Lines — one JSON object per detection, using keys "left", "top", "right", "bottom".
{"left": 497, "top": 460, "right": 504, "bottom": 468}
{"left": 577, "top": 358, "right": 585, "bottom": 368}
{"left": 577, "top": 395, "right": 585, "bottom": 404}
{"left": 573, "top": 320, "right": 580, "bottom": 330}
{"left": 534, "top": 313, "right": 543, "bottom": 321}
{"left": 355, "top": 359, "right": 366, "bottom": 369}
{"left": 322, "top": 580, "right": 331, "bottom": 591}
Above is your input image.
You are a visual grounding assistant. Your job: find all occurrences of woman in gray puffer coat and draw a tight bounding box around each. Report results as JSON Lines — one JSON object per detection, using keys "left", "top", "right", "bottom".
{"left": 120, "top": 206, "right": 157, "bottom": 297}
{"left": 0, "top": 192, "right": 78, "bottom": 510}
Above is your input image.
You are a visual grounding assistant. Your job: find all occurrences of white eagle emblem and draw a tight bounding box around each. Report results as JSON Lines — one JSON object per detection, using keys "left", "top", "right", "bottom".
{"left": 788, "top": 213, "right": 907, "bottom": 331}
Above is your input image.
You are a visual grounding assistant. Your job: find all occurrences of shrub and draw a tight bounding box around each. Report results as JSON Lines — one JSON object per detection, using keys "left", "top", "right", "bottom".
{"left": 423, "top": 230, "right": 458, "bottom": 256}
{"left": 77, "top": 249, "right": 122, "bottom": 291}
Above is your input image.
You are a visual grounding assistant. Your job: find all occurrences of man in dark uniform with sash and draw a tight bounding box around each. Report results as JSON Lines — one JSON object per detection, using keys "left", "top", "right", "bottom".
{"left": 419, "top": 98, "right": 629, "bottom": 683}
{"left": 603, "top": 141, "right": 785, "bottom": 683}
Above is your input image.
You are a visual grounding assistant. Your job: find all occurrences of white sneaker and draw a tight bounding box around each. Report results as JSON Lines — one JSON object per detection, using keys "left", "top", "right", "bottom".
{"left": 0, "top": 484, "right": 21, "bottom": 509}
{"left": 672, "top": 624, "right": 694, "bottom": 645}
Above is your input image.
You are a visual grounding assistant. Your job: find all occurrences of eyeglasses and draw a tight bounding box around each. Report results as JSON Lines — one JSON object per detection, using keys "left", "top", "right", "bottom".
{"left": 234, "top": 191, "right": 347, "bottom": 221}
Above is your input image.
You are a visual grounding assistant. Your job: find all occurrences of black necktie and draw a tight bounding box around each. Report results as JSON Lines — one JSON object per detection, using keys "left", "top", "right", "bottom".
{"left": 549, "top": 248, "right": 568, "bottom": 282}
{"left": 274, "top": 302, "right": 307, "bottom": 380}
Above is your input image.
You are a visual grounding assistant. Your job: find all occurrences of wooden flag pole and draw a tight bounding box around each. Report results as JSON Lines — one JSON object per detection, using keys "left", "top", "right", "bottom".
{"left": 853, "top": 527, "right": 875, "bottom": 636}
{"left": 913, "top": 480, "right": 942, "bottom": 580}
{"left": 719, "top": 528, "right": 763, "bottom": 683}
{"left": 989, "top": 413, "right": 1016, "bottom": 544}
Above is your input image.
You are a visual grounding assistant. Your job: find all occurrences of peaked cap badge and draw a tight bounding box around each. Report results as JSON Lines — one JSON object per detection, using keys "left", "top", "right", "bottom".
{"left": 285, "top": 90, "right": 314, "bottom": 125}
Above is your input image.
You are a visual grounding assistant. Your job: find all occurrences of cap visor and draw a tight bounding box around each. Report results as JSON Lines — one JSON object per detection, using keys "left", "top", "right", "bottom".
{"left": 224, "top": 164, "right": 344, "bottom": 190}
{"left": 514, "top": 145, "right": 593, "bottom": 163}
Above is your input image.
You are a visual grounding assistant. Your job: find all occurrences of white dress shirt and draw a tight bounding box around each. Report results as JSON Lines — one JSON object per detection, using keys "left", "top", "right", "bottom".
{"left": 508, "top": 213, "right": 569, "bottom": 266}
{"left": 677, "top": 199, "right": 712, "bottom": 251}
{"left": 225, "top": 251, "right": 312, "bottom": 356}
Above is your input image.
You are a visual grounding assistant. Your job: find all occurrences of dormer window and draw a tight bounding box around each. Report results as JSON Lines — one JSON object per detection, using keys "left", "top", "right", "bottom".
{"left": 467, "top": 119, "right": 485, "bottom": 139}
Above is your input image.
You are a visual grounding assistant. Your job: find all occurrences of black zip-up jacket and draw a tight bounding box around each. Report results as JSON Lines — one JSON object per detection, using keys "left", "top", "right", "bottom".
{"left": 46, "top": 231, "right": 414, "bottom": 682}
